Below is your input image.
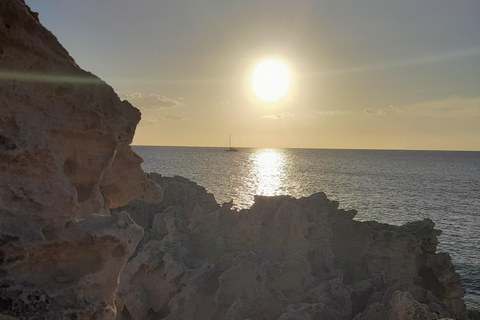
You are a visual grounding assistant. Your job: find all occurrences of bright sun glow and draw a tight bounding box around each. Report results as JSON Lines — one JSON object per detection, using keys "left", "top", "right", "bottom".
{"left": 252, "top": 59, "right": 290, "bottom": 102}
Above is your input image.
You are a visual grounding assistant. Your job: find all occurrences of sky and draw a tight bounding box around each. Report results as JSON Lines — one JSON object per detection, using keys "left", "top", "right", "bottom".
{"left": 26, "top": 0, "right": 480, "bottom": 150}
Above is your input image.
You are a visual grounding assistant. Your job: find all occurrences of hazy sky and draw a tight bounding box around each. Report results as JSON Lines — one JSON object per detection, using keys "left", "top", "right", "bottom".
{"left": 27, "top": 0, "right": 480, "bottom": 150}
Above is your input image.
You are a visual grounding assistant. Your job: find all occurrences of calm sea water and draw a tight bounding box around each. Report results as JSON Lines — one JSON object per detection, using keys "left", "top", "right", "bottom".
{"left": 133, "top": 146, "right": 480, "bottom": 308}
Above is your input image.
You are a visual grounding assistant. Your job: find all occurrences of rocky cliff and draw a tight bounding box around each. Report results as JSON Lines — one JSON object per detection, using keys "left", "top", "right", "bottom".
{"left": 114, "top": 174, "right": 468, "bottom": 320}
{"left": 0, "top": 1, "right": 161, "bottom": 319}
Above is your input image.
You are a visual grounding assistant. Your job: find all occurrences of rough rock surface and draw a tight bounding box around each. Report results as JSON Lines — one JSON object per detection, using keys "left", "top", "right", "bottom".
{"left": 115, "top": 174, "right": 468, "bottom": 320}
{"left": 0, "top": 1, "right": 161, "bottom": 319}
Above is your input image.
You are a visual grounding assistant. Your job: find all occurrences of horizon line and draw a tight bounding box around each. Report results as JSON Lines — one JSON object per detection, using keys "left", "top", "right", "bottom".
{"left": 131, "top": 144, "right": 480, "bottom": 152}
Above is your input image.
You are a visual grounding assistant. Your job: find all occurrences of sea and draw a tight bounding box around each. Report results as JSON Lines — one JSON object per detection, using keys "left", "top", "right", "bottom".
{"left": 133, "top": 146, "right": 480, "bottom": 308}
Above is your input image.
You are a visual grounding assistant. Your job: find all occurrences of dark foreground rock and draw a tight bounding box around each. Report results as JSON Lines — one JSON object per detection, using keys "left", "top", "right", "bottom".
{"left": 114, "top": 174, "right": 468, "bottom": 320}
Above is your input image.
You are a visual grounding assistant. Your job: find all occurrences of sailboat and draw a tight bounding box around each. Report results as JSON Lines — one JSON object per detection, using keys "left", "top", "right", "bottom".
{"left": 225, "top": 134, "right": 238, "bottom": 152}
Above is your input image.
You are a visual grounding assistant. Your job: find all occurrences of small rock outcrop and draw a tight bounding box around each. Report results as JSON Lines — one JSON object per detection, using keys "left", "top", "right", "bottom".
{"left": 0, "top": 1, "right": 161, "bottom": 319}
{"left": 115, "top": 174, "right": 467, "bottom": 320}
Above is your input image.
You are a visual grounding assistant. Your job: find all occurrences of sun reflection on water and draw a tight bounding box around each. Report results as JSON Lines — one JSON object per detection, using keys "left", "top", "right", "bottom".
{"left": 251, "top": 149, "right": 286, "bottom": 196}
{"left": 234, "top": 149, "right": 290, "bottom": 208}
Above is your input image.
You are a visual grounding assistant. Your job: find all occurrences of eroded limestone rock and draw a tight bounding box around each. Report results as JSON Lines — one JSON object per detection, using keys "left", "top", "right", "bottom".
{"left": 0, "top": 212, "right": 143, "bottom": 319}
{"left": 0, "top": 1, "right": 161, "bottom": 318}
{"left": 101, "top": 146, "right": 162, "bottom": 209}
{"left": 115, "top": 174, "right": 468, "bottom": 320}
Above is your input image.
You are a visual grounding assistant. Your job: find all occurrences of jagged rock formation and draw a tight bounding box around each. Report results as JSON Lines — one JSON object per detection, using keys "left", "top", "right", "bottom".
{"left": 0, "top": 1, "right": 161, "bottom": 319}
{"left": 115, "top": 174, "right": 468, "bottom": 320}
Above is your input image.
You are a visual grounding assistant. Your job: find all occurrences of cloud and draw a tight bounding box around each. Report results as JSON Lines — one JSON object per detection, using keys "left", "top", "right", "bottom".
{"left": 364, "top": 108, "right": 386, "bottom": 116}
{"left": 218, "top": 100, "right": 230, "bottom": 106}
{"left": 261, "top": 112, "right": 294, "bottom": 120}
{"left": 262, "top": 115, "right": 279, "bottom": 119}
{"left": 162, "top": 112, "right": 188, "bottom": 121}
{"left": 390, "top": 105, "right": 402, "bottom": 113}
{"left": 139, "top": 116, "right": 159, "bottom": 127}
{"left": 318, "top": 110, "right": 351, "bottom": 116}
{"left": 117, "top": 92, "right": 183, "bottom": 109}
{"left": 400, "top": 96, "right": 480, "bottom": 119}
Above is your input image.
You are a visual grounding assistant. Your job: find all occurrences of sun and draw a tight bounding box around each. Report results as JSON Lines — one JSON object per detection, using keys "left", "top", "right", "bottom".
{"left": 252, "top": 59, "right": 290, "bottom": 102}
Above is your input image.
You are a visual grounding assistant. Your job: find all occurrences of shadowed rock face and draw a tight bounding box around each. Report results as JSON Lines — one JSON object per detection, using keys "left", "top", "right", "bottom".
{"left": 0, "top": 0, "right": 161, "bottom": 318}
{"left": 115, "top": 174, "right": 468, "bottom": 320}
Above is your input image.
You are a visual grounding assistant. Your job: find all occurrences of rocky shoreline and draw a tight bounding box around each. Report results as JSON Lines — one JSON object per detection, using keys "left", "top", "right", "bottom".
{"left": 112, "top": 174, "right": 470, "bottom": 320}
{"left": 1, "top": 1, "right": 479, "bottom": 319}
